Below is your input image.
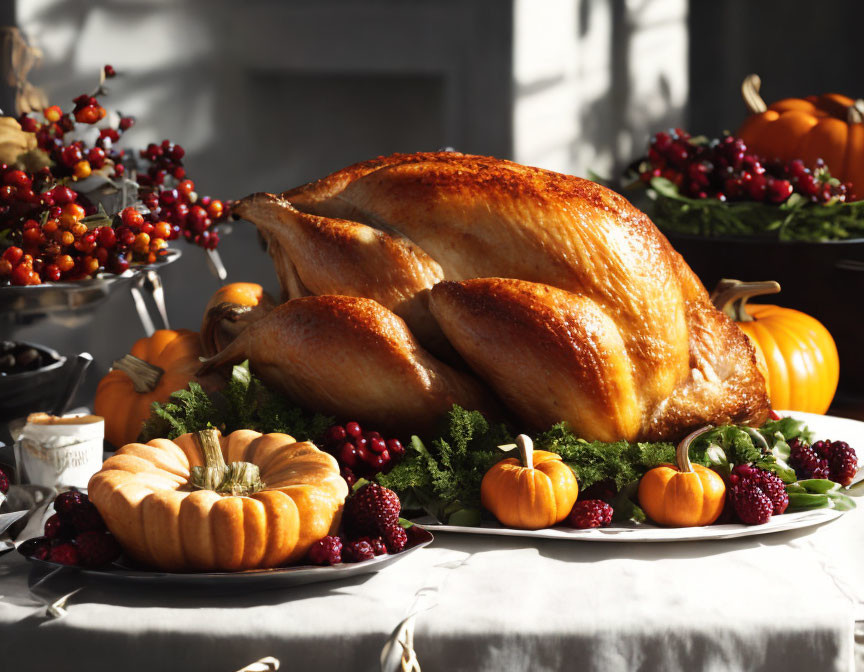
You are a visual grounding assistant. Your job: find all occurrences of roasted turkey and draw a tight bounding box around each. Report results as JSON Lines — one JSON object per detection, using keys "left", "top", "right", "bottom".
{"left": 227, "top": 152, "right": 769, "bottom": 441}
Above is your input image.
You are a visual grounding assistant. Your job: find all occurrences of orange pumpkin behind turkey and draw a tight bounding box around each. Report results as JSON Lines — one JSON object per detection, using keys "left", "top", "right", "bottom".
{"left": 736, "top": 74, "right": 864, "bottom": 197}
{"left": 711, "top": 279, "right": 839, "bottom": 414}
{"left": 94, "top": 329, "right": 209, "bottom": 448}
{"left": 200, "top": 282, "right": 275, "bottom": 356}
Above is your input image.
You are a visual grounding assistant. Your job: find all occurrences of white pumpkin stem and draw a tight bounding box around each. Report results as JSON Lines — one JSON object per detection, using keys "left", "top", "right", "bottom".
{"left": 710, "top": 278, "right": 781, "bottom": 323}
{"left": 742, "top": 74, "right": 768, "bottom": 114}
{"left": 516, "top": 434, "right": 534, "bottom": 470}
{"left": 112, "top": 354, "right": 163, "bottom": 393}
{"left": 676, "top": 425, "right": 714, "bottom": 473}
{"left": 848, "top": 100, "right": 864, "bottom": 124}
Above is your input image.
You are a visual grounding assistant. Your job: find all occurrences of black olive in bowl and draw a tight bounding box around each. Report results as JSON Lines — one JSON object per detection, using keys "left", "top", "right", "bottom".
{"left": 0, "top": 342, "right": 67, "bottom": 422}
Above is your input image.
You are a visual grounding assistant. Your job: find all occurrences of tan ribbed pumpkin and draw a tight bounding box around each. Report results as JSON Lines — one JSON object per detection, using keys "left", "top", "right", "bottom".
{"left": 88, "top": 429, "right": 348, "bottom": 572}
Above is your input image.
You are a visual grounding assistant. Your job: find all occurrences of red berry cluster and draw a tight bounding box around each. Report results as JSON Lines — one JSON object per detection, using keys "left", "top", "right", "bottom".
{"left": 638, "top": 129, "right": 855, "bottom": 203}
{"left": 17, "top": 490, "right": 121, "bottom": 568}
{"left": 789, "top": 438, "right": 858, "bottom": 486}
{"left": 321, "top": 421, "right": 405, "bottom": 487}
{"left": 566, "top": 499, "right": 614, "bottom": 529}
{"left": 306, "top": 483, "right": 409, "bottom": 566}
{"left": 1, "top": 65, "right": 227, "bottom": 285}
{"left": 727, "top": 464, "right": 789, "bottom": 525}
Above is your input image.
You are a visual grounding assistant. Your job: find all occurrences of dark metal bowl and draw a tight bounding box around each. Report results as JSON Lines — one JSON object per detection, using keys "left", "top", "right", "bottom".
{"left": 665, "top": 232, "right": 864, "bottom": 396}
{"left": 0, "top": 342, "right": 67, "bottom": 421}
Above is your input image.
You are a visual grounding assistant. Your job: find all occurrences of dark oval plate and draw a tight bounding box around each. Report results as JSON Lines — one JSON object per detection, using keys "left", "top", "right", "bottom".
{"left": 25, "top": 526, "right": 433, "bottom": 588}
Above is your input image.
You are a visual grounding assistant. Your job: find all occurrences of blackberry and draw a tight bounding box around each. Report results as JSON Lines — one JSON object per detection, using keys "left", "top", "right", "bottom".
{"left": 307, "top": 536, "right": 342, "bottom": 566}
{"left": 381, "top": 523, "right": 408, "bottom": 553}
{"left": 566, "top": 500, "right": 614, "bottom": 529}
{"left": 76, "top": 531, "right": 121, "bottom": 568}
{"left": 343, "top": 539, "right": 375, "bottom": 563}
{"left": 789, "top": 438, "right": 830, "bottom": 480}
{"left": 730, "top": 465, "right": 788, "bottom": 515}
{"left": 824, "top": 441, "right": 858, "bottom": 487}
{"left": 343, "top": 483, "right": 401, "bottom": 539}
{"left": 730, "top": 480, "right": 773, "bottom": 525}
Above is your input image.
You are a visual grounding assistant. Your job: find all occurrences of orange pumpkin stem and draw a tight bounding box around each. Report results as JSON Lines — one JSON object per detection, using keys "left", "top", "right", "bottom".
{"left": 742, "top": 74, "right": 767, "bottom": 114}
{"left": 675, "top": 425, "right": 714, "bottom": 473}
{"left": 710, "top": 278, "right": 781, "bottom": 323}
{"left": 516, "top": 434, "right": 534, "bottom": 469}
{"left": 111, "top": 354, "right": 164, "bottom": 393}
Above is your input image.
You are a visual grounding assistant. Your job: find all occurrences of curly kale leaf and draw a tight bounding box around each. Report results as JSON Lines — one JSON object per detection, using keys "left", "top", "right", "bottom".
{"left": 139, "top": 361, "right": 332, "bottom": 443}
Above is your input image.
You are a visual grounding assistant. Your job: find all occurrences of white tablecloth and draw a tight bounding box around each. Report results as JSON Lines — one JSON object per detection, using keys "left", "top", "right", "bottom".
{"left": 0, "top": 502, "right": 862, "bottom": 672}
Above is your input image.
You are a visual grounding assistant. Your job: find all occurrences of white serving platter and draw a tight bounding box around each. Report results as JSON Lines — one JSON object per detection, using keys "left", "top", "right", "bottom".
{"left": 417, "top": 410, "right": 862, "bottom": 543}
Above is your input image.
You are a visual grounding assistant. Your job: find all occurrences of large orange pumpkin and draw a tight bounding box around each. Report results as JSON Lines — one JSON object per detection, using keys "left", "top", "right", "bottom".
{"left": 711, "top": 279, "right": 839, "bottom": 414}
{"left": 200, "top": 282, "right": 275, "bottom": 356}
{"left": 94, "top": 329, "right": 204, "bottom": 448}
{"left": 480, "top": 434, "right": 579, "bottom": 530}
{"left": 736, "top": 74, "right": 864, "bottom": 195}
{"left": 88, "top": 428, "right": 348, "bottom": 571}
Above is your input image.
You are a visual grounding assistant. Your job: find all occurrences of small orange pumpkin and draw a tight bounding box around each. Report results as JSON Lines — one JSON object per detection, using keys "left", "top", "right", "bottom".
{"left": 481, "top": 434, "right": 579, "bottom": 530}
{"left": 200, "top": 282, "right": 275, "bottom": 356}
{"left": 94, "top": 329, "right": 205, "bottom": 448}
{"left": 88, "top": 428, "right": 348, "bottom": 571}
{"left": 736, "top": 74, "right": 864, "bottom": 195}
{"left": 711, "top": 279, "right": 839, "bottom": 414}
{"left": 638, "top": 425, "right": 726, "bottom": 527}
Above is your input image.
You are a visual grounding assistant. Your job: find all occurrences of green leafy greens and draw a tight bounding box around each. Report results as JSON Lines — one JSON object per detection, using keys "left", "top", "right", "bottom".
{"left": 647, "top": 176, "right": 864, "bottom": 242}
{"left": 377, "top": 405, "right": 821, "bottom": 524}
{"left": 140, "top": 361, "right": 332, "bottom": 442}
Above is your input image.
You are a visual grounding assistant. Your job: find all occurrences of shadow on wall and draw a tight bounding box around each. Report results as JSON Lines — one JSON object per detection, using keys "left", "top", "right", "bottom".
{"left": 573, "top": 0, "right": 685, "bottom": 187}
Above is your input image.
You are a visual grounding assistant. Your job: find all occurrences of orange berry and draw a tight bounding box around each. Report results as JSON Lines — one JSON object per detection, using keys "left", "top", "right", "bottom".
{"left": 63, "top": 203, "right": 86, "bottom": 220}
{"left": 73, "top": 160, "right": 92, "bottom": 179}
{"left": 149, "top": 237, "right": 166, "bottom": 252}
{"left": 60, "top": 231, "right": 75, "bottom": 246}
{"left": 71, "top": 222, "right": 87, "bottom": 237}
{"left": 154, "top": 221, "right": 172, "bottom": 239}
{"left": 84, "top": 257, "right": 99, "bottom": 275}
{"left": 42, "top": 219, "right": 58, "bottom": 234}
{"left": 0, "top": 259, "right": 11, "bottom": 275}
{"left": 133, "top": 232, "right": 150, "bottom": 253}
{"left": 206, "top": 200, "right": 224, "bottom": 219}
{"left": 43, "top": 105, "right": 62, "bottom": 122}
{"left": 56, "top": 254, "right": 74, "bottom": 272}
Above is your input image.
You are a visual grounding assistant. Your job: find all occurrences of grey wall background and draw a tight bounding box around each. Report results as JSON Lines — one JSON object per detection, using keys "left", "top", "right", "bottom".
{"left": 2, "top": 0, "right": 863, "bottom": 411}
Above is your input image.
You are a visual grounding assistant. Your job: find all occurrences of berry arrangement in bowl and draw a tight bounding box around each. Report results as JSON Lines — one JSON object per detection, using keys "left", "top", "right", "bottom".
{"left": 629, "top": 129, "right": 864, "bottom": 241}
{"left": 0, "top": 65, "right": 228, "bottom": 286}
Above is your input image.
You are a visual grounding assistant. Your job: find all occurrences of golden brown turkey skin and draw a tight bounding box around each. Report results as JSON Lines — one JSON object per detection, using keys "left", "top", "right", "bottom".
{"left": 197, "top": 295, "right": 498, "bottom": 434}
{"left": 232, "top": 193, "right": 450, "bottom": 358}
{"left": 430, "top": 278, "right": 641, "bottom": 442}
{"left": 430, "top": 277, "right": 769, "bottom": 441}
{"left": 234, "top": 152, "right": 769, "bottom": 441}
{"left": 278, "top": 153, "right": 691, "bottom": 404}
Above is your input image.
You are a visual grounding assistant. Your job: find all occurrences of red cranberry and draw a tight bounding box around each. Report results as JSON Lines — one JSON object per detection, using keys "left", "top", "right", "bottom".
{"left": 386, "top": 439, "right": 404, "bottom": 456}
{"left": 345, "top": 422, "right": 363, "bottom": 438}
{"left": 368, "top": 437, "right": 386, "bottom": 453}
{"left": 338, "top": 442, "right": 359, "bottom": 468}
{"left": 323, "top": 425, "right": 347, "bottom": 447}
